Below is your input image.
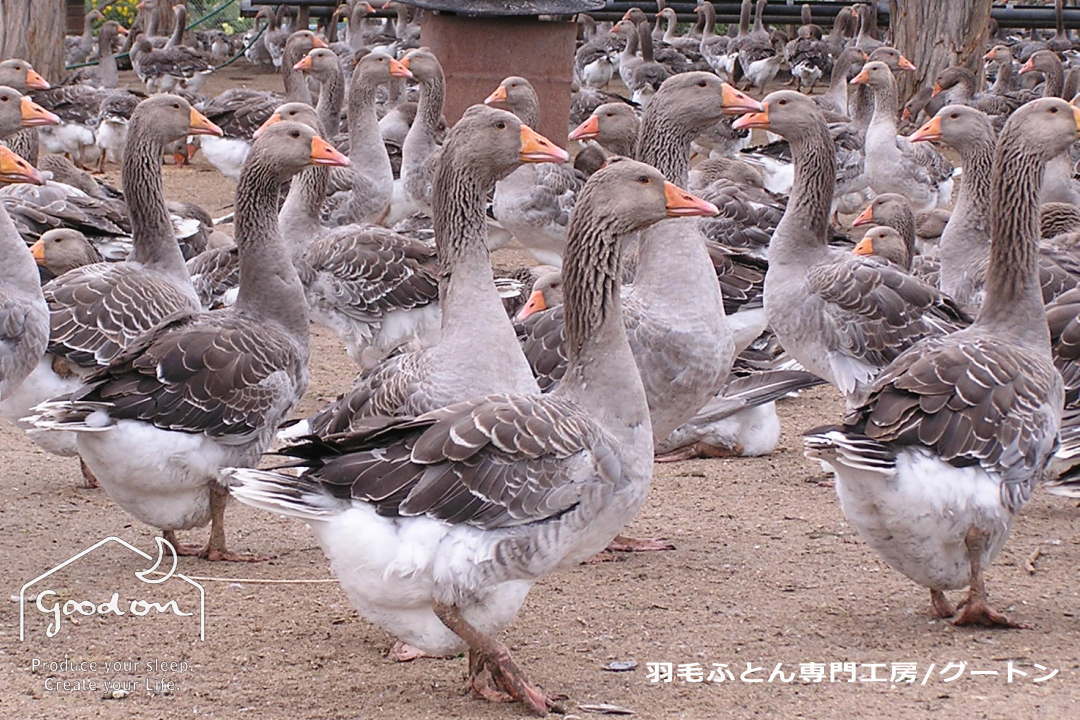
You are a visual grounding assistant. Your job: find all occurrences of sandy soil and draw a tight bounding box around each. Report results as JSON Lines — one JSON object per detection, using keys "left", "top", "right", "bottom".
{"left": 1, "top": 66, "right": 1077, "bottom": 720}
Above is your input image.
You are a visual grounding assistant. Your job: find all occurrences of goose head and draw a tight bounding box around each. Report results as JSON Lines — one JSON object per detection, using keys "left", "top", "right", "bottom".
{"left": 133, "top": 94, "right": 223, "bottom": 143}
{"left": 867, "top": 46, "right": 916, "bottom": 72}
{"left": 0, "top": 59, "right": 49, "bottom": 92}
{"left": 29, "top": 229, "right": 98, "bottom": 276}
{"left": 285, "top": 29, "right": 329, "bottom": 56}
{"left": 254, "top": 102, "right": 321, "bottom": 139}
{"left": 853, "top": 226, "right": 909, "bottom": 268}
{"left": 399, "top": 48, "right": 440, "bottom": 83}
{"left": 0, "top": 86, "right": 59, "bottom": 133}
{"left": 249, "top": 121, "right": 350, "bottom": 182}
{"left": 653, "top": 72, "right": 763, "bottom": 127}
{"left": 352, "top": 51, "right": 412, "bottom": 86}
{"left": 909, "top": 104, "right": 994, "bottom": 150}
{"left": 578, "top": 157, "right": 719, "bottom": 234}
{"left": 852, "top": 193, "right": 913, "bottom": 235}
{"left": 1020, "top": 49, "right": 1061, "bottom": 77}
{"left": 0, "top": 146, "right": 43, "bottom": 186}
{"left": 445, "top": 105, "right": 567, "bottom": 184}
{"left": 1000, "top": 97, "right": 1080, "bottom": 160}
{"left": 849, "top": 60, "right": 894, "bottom": 89}
{"left": 568, "top": 102, "right": 638, "bottom": 144}
{"left": 517, "top": 269, "right": 564, "bottom": 322}
{"left": 293, "top": 48, "right": 340, "bottom": 79}
{"left": 484, "top": 76, "right": 535, "bottom": 112}
{"left": 931, "top": 66, "right": 975, "bottom": 97}
{"left": 731, "top": 90, "right": 819, "bottom": 137}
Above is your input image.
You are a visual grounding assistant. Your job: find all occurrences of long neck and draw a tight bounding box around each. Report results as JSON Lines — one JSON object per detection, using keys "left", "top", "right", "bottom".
{"left": 635, "top": 110, "right": 694, "bottom": 185}
{"left": 738, "top": 0, "right": 750, "bottom": 35}
{"left": 403, "top": 69, "right": 444, "bottom": 171}
{"left": 702, "top": 5, "right": 716, "bottom": 38}
{"left": 639, "top": 25, "right": 655, "bottom": 62}
{"left": 752, "top": 0, "right": 765, "bottom": 32}
{"left": 976, "top": 132, "right": 1049, "bottom": 348}
{"left": 1042, "top": 58, "right": 1065, "bottom": 98}
{"left": 869, "top": 76, "right": 900, "bottom": 131}
{"left": 282, "top": 44, "right": 313, "bottom": 104}
{"left": 165, "top": 9, "right": 184, "bottom": 48}
{"left": 123, "top": 120, "right": 189, "bottom": 281}
{"left": 556, "top": 208, "right": 646, "bottom": 431}
{"left": 621, "top": 27, "right": 638, "bottom": 58}
{"left": 278, "top": 165, "right": 327, "bottom": 260}
{"left": 939, "top": 131, "right": 994, "bottom": 298}
{"left": 347, "top": 71, "right": 392, "bottom": 220}
{"left": 97, "top": 30, "right": 119, "bottom": 86}
{"left": 663, "top": 13, "right": 678, "bottom": 39}
{"left": 0, "top": 198, "right": 38, "bottom": 296}
{"left": 771, "top": 122, "right": 835, "bottom": 262}
{"left": 824, "top": 54, "right": 852, "bottom": 107}
{"left": 315, "top": 65, "right": 344, "bottom": 137}
{"left": 233, "top": 158, "right": 308, "bottom": 339}
{"left": 431, "top": 151, "right": 505, "bottom": 337}
{"left": 991, "top": 59, "right": 1015, "bottom": 93}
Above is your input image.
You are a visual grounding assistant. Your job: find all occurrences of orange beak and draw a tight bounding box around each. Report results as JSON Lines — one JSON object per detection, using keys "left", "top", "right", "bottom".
{"left": 909, "top": 115, "right": 943, "bottom": 143}
{"left": 29, "top": 238, "right": 46, "bottom": 263}
{"left": 983, "top": 48, "right": 995, "bottom": 61}
{"left": 852, "top": 204, "right": 875, "bottom": 227}
{"left": 1071, "top": 104, "right": 1080, "bottom": 134}
{"left": 853, "top": 236, "right": 874, "bottom": 255}
{"left": 311, "top": 35, "right": 328, "bottom": 49}
{"left": 25, "top": 68, "right": 49, "bottom": 91}
{"left": 568, "top": 114, "right": 601, "bottom": 142}
{"left": 19, "top": 97, "right": 59, "bottom": 127}
{"left": 293, "top": 54, "right": 314, "bottom": 72}
{"left": 732, "top": 107, "right": 769, "bottom": 131}
{"left": 116, "top": 24, "right": 129, "bottom": 35}
{"left": 897, "top": 55, "right": 917, "bottom": 71}
{"left": 188, "top": 107, "right": 223, "bottom": 137}
{"left": 930, "top": 82, "right": 943, "bottom": 98}
{"left": 516, "top": 289, "right": 547, "bottom": 321}
{"left": 388, "top": 57, "right": 413, "bottom": 79}
{"left": 721, "top": 82, "right": 764, "bottom": 115}
{"left": 0, "top": 146, "right": 43, "bottom": 186}
{"left": 253, "top": 111, "right": 281, "bottom": 139}
{"left": 519, "top": 125, "right": 569, "bottom": 163}
{"left": 1020, "top": 58, "right": 1036, "bottom": 74}
{"left": 664, "top": 181, "right": 719, "bottom": 217}
{"left": 850, "top": 68, "right": 870, "bottom": 85}
{"left": 484, "top": 84, "right": 508, "bottom": 105}
{"left": 310, "top": 135, "right": 350, "bottom": 167}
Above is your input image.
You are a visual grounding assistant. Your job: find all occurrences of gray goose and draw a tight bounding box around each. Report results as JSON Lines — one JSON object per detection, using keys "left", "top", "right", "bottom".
{"left": 29, "top": 229, "right": 103, "bottom": 283}
{"left": 0, "top": 147, "right": 48, "bottom": 432}
{"left": 0, "top": 59, "right": 52, "bottom": 166}
{"left": 396, "top": 48, "right": 446, "bottom": 220}
{"left": 487, "top": 76, "right": 581, "bottom": 268}
{"left": 568, "top": 102, "right": 639, "bottom": 158}
{"left": 67, "top": 20, "right": 128, "bottom": 89}
{"left": 851, "top": 193, "right": 940, "bottom": 283}
{"left": 804, "top": 97, "right": 1077, "bottom": 627}
{"left": 909, "top": 105, "right": 1079, "bottom": 313}
{"left": 853, "top": 61, "right": 954, "bottom": 213}
{"left": 14, "top": 97, "right": 222, "bottom": 486}
{"left": 31, "top": 122, "right": 350, "bottom": 562}
{"left": 228, "top": 158, "right": 718, "bottom": 716}
{"left": 853, "top": 225, "right": 911, "bottom": 271}
{"left": 130, "top": 5, "right": 212, "bottom": 95}
{"left": 295, "top": 105, "right": 568, "bottom": 440}
{"left": 292, "top": 48, "right": 344, "bottom": 138}
{"left": 734, "top": 92, "right": 968, "bottom": 408}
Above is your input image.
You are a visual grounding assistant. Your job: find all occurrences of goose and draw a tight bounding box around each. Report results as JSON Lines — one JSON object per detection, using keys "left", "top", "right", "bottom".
{"left": 611, "top": 19, "right": 644, "bottom": 91}
{"left": 628, "top": 19, "right": 671, "bottom": 107}
{"left": 66, "top": 10, "right": 103, "bottom": 67}
{"left": 11, "top": 96, "right": 222, "bottom": 487}
{"left": 909, "top": 104, "right": 1080, "bottom": 312}
{"left": 854, "top": 2, "right": 883, "bottom": 53}
{"left": 0, "top": 59, "right": 52, "bottom": 166}
{"left": 130, "top": 5, "right": 212, "bottom": 94}
{"left": 825, "top": 6, "right": 857, "bottom": 57}
{"left": 737, "top": 0, "right": 774, "bottom": 85}
{"left": 93, "top": 90, "right": 140, "bottom": 172}
{"left": 31, "top": 121, "right": 350, "bottom": 562}
{"left": 487, "top": 76, "right": 582, "bottom": 268}
{"left": 196, "top": 31, "right": 325, "bottom": 180}
{"left": 853, "top": 225, "right": 911, "bottom": 271}
{"left": 720, "top": 0, "right": 754, "bottom": 82}
{"left": 656, "top": 7, "right": 699, "bottom": 54}
{"left": 514, "top": 268, "right": 563, "bottom": 323}
{"left": 568, "top": 102, "right": 639, "bottom": 158}
{"left": 396, "top": 48, "right": 446, "bottom": 221}
{"left": 260, "top": 5, "right": 295, "bottom": 70}
{"left": 67, "top": 19, "right": 128, "bottom": 89}
{"left": 0, "top": 147, "right": 48, "bottom": 432}
{"left": 228, "top": 157, "right": 718, "bottom": 715}
{"left": 931, "top": 66, "right": 1024, "bottom": 121}
{"left": 804, "top": 97, "right": 1077, "bottom": 627}
{"left": 813, "top": 47, "right": 866, "bottom": 117}
{"left": 853, "top": 61, "right": 954, "bottom": 213}
{"left": 296, "top": 105, "right": 568, "bottom": 442}
{"left": 574, "top": 16, "right": 616, "bottom": 89}
{"left": 30, "top": 229, "right": 104, "bottom": 282}
{"left": 786, "top": 13, "right": 832, "bottom": 95}
{"left": 322, "top": 51, "right": 411, "bottom": 227}
{"left": 292, "top": 47, "right": 345, "bottom": 138}
{"left": 852, "top": 193, "right": 917, "bottom": 261}
{"left": 695, "top": 2, "right": 731, "bottom": 80}
{"left": 733, "top": 91, "right": 969, "bottom": 408}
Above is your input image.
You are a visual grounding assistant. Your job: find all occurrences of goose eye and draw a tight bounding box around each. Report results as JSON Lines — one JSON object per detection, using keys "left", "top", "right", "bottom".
{"left": 495, "top": 121, "right": 506, "bottom": 130}
{"left": 950, "top": 113, "right": 958, "bottom": 119}
{"left": 0, "top": 96, "right": 7, "bottom": 102}
{"left": 697, "top": 80, "right": 707, "bottom": 87}
{"left": 289, "top": 130, "right": 299, "bottom": 138}
{"left": 1049, "top": 106, "right": 1059, "bottom": 114}
{"left": 637, "top": 175, "right": 650, "bottom": 184}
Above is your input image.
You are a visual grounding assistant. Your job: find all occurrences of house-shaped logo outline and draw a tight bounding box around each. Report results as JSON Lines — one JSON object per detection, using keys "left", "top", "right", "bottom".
{"left": 18, "top": 536, "right": 205, "bottom": 641}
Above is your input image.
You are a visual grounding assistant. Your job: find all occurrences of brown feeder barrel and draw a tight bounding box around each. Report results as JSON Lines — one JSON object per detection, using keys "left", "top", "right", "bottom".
{"left": 420, "top": 13, "right": 577, "bottom": 146}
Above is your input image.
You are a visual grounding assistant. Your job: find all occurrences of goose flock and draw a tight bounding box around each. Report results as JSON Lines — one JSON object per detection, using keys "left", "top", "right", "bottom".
{"left": 1, "top": 0, "right": 1079, "bottom": 716}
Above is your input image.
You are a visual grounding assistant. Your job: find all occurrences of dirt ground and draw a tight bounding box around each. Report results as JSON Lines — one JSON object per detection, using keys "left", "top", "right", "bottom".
{"left": 1, "top": 66, "right": 1078, "bottom": 720}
